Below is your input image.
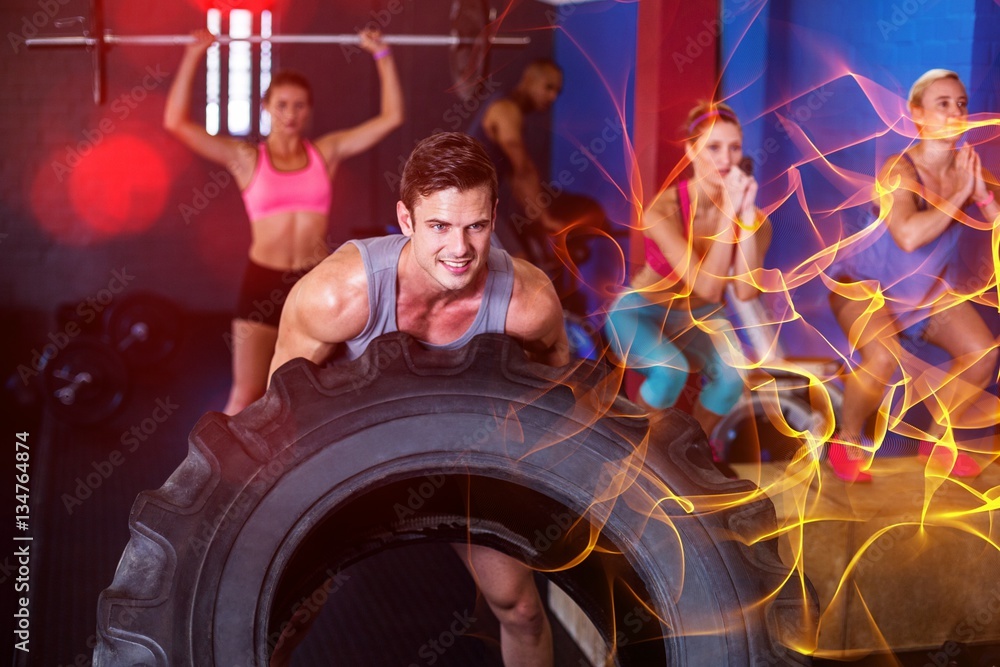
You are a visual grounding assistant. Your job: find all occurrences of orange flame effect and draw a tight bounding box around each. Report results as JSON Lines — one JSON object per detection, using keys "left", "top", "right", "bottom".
{"left": 508, "top": 7, "right": 1000, "bottom": 664}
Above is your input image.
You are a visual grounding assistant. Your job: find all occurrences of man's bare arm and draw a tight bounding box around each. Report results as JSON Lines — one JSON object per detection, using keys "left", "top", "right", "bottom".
{"left": 268, "top": 245, "right": 370, "bottom": 381}
{"left": 505, "top": 259, "right": 570, "bottom": 367}
{"left": 485, "top": 101, "right": 559, "bottom": 232}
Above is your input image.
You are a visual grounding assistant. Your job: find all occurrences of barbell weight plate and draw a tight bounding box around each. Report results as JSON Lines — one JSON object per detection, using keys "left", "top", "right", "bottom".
{"left": 449, "top": 0, "right": 492, "bottom": 102}
{"left": 712, "top": 392, "right": 826, "bottom": 464}
{"left": 104, "top": 291, "right": 182, "bottom": 369}
{"left": 41, "top": 336, "right": 129, "bottom": 425}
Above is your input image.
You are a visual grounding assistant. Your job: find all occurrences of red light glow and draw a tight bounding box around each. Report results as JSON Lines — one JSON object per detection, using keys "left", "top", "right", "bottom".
{"left": 184, "top": 0, "right": 278, "bottom": 16}
{"left": 66, "top": 134, "right": 170, "bottom": 238}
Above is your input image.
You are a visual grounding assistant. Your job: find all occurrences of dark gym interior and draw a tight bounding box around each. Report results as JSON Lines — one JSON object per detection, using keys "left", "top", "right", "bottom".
{"left": 3, "top": 1, "right": 1000, "bottom": 665}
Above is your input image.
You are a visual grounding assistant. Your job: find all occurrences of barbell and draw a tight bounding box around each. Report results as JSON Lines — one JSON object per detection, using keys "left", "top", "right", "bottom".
{"left": 26, "top": 32, "right": 529, "bottom": 48}
{"left": 41, "top": 336, "right": 130, "bottom": 425}
{"left": 27, "top": 0, "right": 525, "bottom": 104}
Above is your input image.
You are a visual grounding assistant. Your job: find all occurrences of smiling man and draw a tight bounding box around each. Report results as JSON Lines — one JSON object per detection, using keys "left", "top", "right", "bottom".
{"left": 268, "top": 131, "right": 568, "bottom": 666}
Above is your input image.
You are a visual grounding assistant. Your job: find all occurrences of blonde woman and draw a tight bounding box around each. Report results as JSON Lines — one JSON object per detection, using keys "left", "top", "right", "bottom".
{"left": 829, "top": 69, "right": 999, "bottom": 482}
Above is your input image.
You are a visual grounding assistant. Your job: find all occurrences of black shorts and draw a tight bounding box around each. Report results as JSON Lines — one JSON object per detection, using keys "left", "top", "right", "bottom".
{"left": 235, "top": 260, "right": 307, "bottom": 328}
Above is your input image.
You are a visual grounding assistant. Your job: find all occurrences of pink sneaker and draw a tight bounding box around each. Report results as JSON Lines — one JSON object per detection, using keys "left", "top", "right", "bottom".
{"left": 917, "top": 441, "right": 982, "bottom": 478}
{"left": 827, "top": 435, "right": 873, "bottom": 483}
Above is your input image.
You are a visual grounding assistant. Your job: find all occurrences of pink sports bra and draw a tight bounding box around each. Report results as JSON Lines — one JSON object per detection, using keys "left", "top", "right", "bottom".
{"left": 240, "top": 140, "right": 332, "bottom": 222}
{"left": 644, "top": 180, "right": 692, "bottom": 278}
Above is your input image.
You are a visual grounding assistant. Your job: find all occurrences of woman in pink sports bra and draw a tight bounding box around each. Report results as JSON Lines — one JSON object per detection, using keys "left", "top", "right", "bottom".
{"left": 604, "top": 102, "right": 771, "bottom": 447}
{"left": 164, "top": 27, "right": 403, "bottom": 415}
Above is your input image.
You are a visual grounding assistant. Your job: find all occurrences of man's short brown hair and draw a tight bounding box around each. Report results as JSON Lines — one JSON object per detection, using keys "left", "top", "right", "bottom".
{"left": 400, "top": 132, "right": 498, "bottom": 212}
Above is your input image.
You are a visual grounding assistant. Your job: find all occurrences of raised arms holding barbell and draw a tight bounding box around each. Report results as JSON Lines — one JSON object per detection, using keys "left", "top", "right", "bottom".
{"left": 163, "top": 28, "right": 404, "bottom": 187}
{"left": 163, "top": 27, "right": 404, "bottom": 416}
{"left": 25, "top": 0, "right": 527, "bottom": 104}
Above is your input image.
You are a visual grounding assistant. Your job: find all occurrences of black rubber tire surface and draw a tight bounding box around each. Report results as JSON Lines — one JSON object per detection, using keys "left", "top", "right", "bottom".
{"left": 95, "top": 333, "right": 815, "bottom": 666}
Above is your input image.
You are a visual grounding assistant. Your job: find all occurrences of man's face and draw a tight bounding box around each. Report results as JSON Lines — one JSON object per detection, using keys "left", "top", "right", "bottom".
{"left": 397, "top": 186, "right": 495, "bottom": 293}
{"left": 527, "top": 66, "right": 563, "bottom": 112}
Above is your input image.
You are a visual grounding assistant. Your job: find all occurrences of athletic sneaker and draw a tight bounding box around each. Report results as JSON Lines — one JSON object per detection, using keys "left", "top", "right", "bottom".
{"left": 917, "top": 440, "right": 982, "bottom": 478}
{"left": 826, "top": 433, "right": 874, "bottom": 483}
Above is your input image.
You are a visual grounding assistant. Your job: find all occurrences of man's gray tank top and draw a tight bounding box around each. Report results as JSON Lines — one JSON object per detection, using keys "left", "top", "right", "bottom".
{"left": 344, "top": 235, "right": 515, "bottom": 360}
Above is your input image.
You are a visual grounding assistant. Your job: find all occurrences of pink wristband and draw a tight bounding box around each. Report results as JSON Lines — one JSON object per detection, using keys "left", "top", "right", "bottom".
{"left": 373, "top": 47, "right": 391, "bottom": 61}
{"left": 975, "top": 190, "right": 995, "bottom": 208}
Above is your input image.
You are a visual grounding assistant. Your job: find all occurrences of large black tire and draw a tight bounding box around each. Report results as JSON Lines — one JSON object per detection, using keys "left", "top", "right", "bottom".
{"left": 95, "top": 333, "right": 816, "bottom": 666}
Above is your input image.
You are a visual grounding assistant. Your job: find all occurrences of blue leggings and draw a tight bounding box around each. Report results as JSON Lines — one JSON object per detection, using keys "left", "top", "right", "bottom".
{"left": 604, "top": 292, "right": 745, "bottom": 415}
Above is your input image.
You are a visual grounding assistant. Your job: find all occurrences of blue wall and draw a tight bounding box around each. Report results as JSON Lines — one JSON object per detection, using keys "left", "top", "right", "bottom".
{"left": 551, "top": 0, "right": 638, "bottom": 320}
{"left": 720, "top": 0, "right": 1000, "bottom": 362}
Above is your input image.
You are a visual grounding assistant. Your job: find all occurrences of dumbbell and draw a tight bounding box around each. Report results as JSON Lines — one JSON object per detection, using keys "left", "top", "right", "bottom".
{"left": 39, "top": 291, "right": 182, "bottom": 424}
{"left": 40, "top": 336, "right": 129, "bottom": 425}
{"left": 103, "top": 291, "right": 182, "bottom": 369}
